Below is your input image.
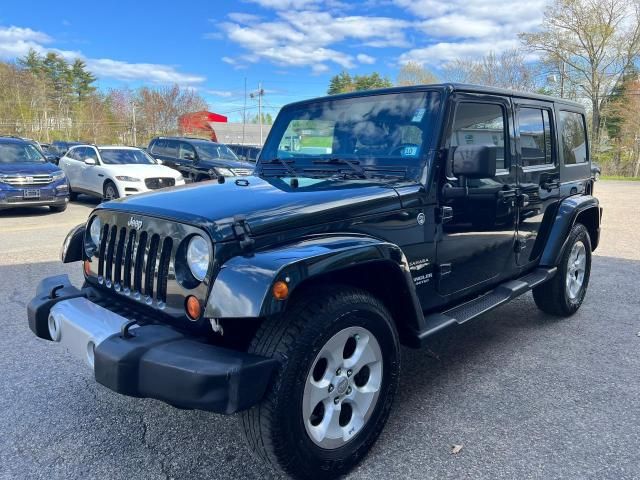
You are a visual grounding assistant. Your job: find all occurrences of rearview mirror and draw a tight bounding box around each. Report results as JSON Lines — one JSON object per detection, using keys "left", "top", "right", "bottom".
{"left": 84, "top": 158, "right": 97, "bottom": 166}
{"left": 452, "top": 145, "right": 497, "bottom": 178}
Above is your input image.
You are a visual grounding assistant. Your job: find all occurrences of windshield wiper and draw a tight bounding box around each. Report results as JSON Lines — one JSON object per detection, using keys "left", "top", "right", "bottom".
{"left": 260, "top": 157, "right": 298, "bottom": 177}
{"left": 312, "top": 158, "right": 369, "bottom": 179}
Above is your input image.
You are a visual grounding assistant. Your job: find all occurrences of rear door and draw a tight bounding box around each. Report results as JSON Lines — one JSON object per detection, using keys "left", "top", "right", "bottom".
{"left": 60, "top": 147, "right": 83, "bottom": 190}
{"left": 80, "top": 146, "right": 102, "bottom": 194}
{"left": 513, "top": 100, "right": 560, "bottom": 266}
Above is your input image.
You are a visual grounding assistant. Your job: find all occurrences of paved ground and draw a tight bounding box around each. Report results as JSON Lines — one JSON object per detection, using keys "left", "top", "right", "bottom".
{"left": 1, "top": 183, "right": 639, "bottom": 480}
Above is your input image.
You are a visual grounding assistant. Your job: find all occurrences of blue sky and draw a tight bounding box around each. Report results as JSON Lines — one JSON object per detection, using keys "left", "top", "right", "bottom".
{"left": 0, "top": 0, "right": 547, "bottom": 121}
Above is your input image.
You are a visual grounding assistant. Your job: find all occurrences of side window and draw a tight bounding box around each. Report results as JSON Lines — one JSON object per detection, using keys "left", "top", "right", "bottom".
{"left": 74, "top": 147, "right": 87, "bottom": 161}
{"left": 66, "top": 148, "right": 78, "bottom": 160}
{"left": 449, "top": 102, "right": 507, "bottom": 172}
{"left": 149, "top": 140, "right": 159, "bottom": 154}
{"left": 559, "top": 111, "right": 587, "bottom": 165}
{"left": 163, "top": 140, "right": 177, "bottom": 157}
{"left": 179, "top": 142, "right": 196, "bottom": 160}
{"left": 518, "top": 107, "right": 553, "bottom": 167}
{"left": 85, "top": 147, "right": 97, "bottom": 160}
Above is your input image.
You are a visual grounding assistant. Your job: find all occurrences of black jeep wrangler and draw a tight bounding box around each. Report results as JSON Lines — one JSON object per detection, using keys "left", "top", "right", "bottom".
{"left": 28, "top": 84, "right": 601, "bottom": 479}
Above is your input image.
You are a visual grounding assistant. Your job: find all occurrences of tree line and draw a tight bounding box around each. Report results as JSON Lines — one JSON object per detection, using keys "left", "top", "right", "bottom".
{"left": 327, "top": 0, "right": 640, "bottom": 177}
{"left": 0, "top": 49, "right": 208, "bottom": 146}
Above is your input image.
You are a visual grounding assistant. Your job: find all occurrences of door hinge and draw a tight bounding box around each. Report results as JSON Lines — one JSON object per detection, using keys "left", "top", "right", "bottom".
{"left": 232, "top": 215, "right": 255, "bottom": 250}
{"left": 436, "top": 206, "right": 453, "bottom": 223}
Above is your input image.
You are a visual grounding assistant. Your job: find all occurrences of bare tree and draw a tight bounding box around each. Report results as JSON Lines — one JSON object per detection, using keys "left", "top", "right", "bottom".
{"left": 443, "top": 49, "right": 537, "bottom": 91}
{"left": 520, "top": 0, "right": 640, "bottom": 143}
{"left": 397, "top": 62, "right": 438, "bottom": 86}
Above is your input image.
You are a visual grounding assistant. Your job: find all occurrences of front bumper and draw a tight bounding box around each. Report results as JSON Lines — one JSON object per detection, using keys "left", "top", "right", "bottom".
{"left": 0, "top": 182, "right": 69, "bottom": 209}
{"left": 27, "top": 275, "right": 278, "bottom": 414}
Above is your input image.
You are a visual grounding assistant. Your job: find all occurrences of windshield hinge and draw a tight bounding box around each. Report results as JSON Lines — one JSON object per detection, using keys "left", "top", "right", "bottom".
{"left": 232, "top": 215, "right": 255, "bottom": 250}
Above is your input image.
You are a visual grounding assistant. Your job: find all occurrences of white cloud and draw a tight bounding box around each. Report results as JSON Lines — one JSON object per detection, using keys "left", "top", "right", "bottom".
{"left": 357, "top": 53, "right": 376, "bottom": 64}
{"left": 0, "top": 25, "right": 205, "bottom": 86}
{"left": 86, "top": 58, "right": 205, "bottom": 85}
{"left": 205, "top": 89, "right": 234, "bottom": 97}
{"left": 221, "top": 10, "right": 409, "bottom": 72}
{"left": 392, "top": 0, "right": 548, "bottom": 66}
{"left": 399, "top": 39, "right": 522, "bottom": 66}
{"left": 226, "top": 13, "right": 262, "bottom": 24}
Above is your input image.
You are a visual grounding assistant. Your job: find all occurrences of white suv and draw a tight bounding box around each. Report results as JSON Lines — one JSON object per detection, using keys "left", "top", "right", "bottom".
{"left": 59, "top": 145, "right": 185, "bottom": 200}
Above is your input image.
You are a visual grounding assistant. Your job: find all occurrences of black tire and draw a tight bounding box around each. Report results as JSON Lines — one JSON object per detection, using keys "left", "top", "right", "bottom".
{"left": 533, "top": 223, "right": 592, "bottom": 316}
{"left": 241, "top": 286, "right": 400, "bottom": 479}
{"left": 69, "top": 190, "right": 78, "bottom": 201}
{"left": 49, "top": 203, "right": 67, "bottom": 213}
{"left": 103, "top": 181, "right": 119, "bottom": 201}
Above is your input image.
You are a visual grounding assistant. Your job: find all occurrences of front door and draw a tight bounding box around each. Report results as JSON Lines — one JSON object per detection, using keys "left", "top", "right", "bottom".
{"left": 513, "top": 102, "right": 560, "bottom": 266}
{"left": 436, "top": 95, "right": 518, "bottom": 296}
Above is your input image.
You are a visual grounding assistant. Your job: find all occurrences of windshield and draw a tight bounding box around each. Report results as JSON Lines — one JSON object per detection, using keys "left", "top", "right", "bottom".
{"left": 194, "top": 143, "right": 239, "bottom": 161}
{"left": 0, "top": 143, "right": 46, "bottom": 164}
{"left": 259, "top": 91, "right": 441, "bottom": 179}
{"left": 99, "top": 148, "right": 156, "bottom": 165}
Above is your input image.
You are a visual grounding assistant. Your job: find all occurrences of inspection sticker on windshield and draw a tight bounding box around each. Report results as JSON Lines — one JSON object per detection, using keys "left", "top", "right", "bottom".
{"left": 412, "top": 108, "right": 426, "bottom": 122}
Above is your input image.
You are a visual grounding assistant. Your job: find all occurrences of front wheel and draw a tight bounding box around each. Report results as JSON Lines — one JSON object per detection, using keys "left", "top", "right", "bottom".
{"left": 241, "top": 286, "right": 400, "bottom": 479}
{"left": 533, "top": 223, "right": 592, "bottom": 316}
{"left": 103, "top": 181, "right": 119, "bottom": 201}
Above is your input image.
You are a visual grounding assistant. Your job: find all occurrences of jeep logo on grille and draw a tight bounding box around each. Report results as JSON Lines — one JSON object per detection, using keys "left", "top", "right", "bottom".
{"left": 127, "top": 217, "right": 143, "bottom": 230}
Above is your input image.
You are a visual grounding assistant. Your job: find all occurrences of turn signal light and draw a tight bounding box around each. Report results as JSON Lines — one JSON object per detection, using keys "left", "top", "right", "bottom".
{"left": 83, "top": 260, "right": 91, "bottom": 276}
{"left": 186, "top": 295, "right": 202, "bottom": 320}
{"left": 272, "top": 280, "right": 289, "bottom": 300}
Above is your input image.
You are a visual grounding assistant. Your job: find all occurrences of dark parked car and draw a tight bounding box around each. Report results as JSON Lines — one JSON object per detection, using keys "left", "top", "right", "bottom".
{"left": 226, "top": 143, "right": 261, "bottom": 162}
{"left": 28, "top": 84, "right": 601, "bottom": 479}
{"left": 147, "top": 136, "right": 254, "bottom": 182}
{"left": 51, "top": 141, "right": 84, "bottom": 161}
{"left": 0, "top": 136, "right": 69, "bottom": 212}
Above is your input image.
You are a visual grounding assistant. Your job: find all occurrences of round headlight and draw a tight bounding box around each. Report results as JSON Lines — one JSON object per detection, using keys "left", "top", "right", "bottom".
{"left": 187, "top": 235, "right": 210, "bottom": 282}
{"left": 89, "top": 216, "right": 102, "bottom": 247}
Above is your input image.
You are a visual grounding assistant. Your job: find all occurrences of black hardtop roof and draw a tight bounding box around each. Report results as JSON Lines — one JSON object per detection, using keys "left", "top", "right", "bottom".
{"left": 284, "top": 83, "right": 584, "bottom": 110}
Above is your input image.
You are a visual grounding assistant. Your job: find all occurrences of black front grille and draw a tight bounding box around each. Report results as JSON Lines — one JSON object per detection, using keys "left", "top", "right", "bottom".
{"left": 145, "top": 177, "right": 175, "bottom": 189}
{"left": 96, "top": 223, "right": 172, "bottom": 303}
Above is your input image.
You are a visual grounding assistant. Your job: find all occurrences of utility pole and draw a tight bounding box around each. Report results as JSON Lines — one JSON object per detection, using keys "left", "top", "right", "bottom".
{"left": 250, "top": 83, "right": 265, "bottom": 145}
{"left": 559, "top": 61, "right": 565, "bottom": 98}
{"left": 242, "top": 77, "right": 247, "bottom": 145}
{"left": 132, "top": 102, "right": 137, "bottom": 147}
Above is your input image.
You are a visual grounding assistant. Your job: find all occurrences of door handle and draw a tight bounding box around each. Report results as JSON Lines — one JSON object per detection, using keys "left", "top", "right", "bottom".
{"left": 498, "top": 189, "right": 517, "bottom": 199}
{"left": 436, "top": 206, "right": 453, "bottom": 223}
{"left": 542, "top": 180, "right": 560, "bottom": 191}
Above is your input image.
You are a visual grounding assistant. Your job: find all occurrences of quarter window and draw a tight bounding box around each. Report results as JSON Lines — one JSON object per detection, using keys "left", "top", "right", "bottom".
{"left": 180, "top": 142, "right": 196, "bottom": 160}
{"left": 450, "top": 102, "right": 507, "bottom": 171}
{"left": 518, "top": 107, "right": 553, "bottom": 166}
{"left": 559, "top": 111, "right": 588, "bottom": 164}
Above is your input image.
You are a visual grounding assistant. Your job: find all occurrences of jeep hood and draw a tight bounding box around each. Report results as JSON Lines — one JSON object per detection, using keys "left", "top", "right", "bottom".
{"left": 97, "top": 176, "right": 401, "bottom": 242}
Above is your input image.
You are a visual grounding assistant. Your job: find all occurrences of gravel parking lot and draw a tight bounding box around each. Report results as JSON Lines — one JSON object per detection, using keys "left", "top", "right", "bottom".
{"left": 1, "top": 182, "right": 639, "bottom": 480}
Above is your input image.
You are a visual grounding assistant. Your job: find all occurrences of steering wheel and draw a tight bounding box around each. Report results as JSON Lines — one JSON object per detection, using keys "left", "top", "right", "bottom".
{"left": 389, "top": 143, "right": 420, "bottom": 157}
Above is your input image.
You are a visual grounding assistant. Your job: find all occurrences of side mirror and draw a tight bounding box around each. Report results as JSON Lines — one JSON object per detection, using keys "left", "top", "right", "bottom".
{"left": 84, "top": 158, "right": 97, "bottom": 166}
{"left": 452, "top": 145, "right": 497, "bottom": 178}
{"left": 183, "top": 153, "right": 195, "bottom": 161}
{"left": 155, "top": 158, "right": 163, "bottom": 165}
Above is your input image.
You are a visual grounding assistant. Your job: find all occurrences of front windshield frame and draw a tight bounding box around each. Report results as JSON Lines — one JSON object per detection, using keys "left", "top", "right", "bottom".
{"left": 98, "top": 148, "right": 157, "bottom": 165}
{"left": 0, "top": 142, "right": 47, "bottom": 164}
{"left": 193, "top": 143, "right": 239, "bottom": 161}
{"left": 258, "top": 89, "right": 443, "bottom": 181}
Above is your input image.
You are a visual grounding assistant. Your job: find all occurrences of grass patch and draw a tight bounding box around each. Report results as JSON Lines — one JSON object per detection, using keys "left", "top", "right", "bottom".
{"left": 600, "top": 175, "right": 640, "bottom": 181}
{"left": 300, "top": 136, "right": 332, "bottom": 148}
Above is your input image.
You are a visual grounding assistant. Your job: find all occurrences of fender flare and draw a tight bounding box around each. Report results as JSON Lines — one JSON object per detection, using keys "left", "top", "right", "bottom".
{"left": 205, "top": 234, "right": 423, "bottom": 325}
{"left": 540, "top": 195, "right": 601, "bottom": 267}
{"left": 61, "top": 223, "right": 85, "bottom": 263}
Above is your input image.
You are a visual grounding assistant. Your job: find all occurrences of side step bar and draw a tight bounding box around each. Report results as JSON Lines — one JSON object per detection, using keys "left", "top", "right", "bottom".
{"left": 417, "top": 267, "right": 557, "bottom": 344}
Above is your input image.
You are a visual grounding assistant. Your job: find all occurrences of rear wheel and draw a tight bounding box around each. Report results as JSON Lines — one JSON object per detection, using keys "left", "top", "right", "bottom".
{"left": 533, "top": 223, "right": 592, "bottom": 316}
{"left": 103, "top": 181, "right": 119, "bottom": 201}
{"left": 241, "top": 286, "right": 400, "bottom": 479}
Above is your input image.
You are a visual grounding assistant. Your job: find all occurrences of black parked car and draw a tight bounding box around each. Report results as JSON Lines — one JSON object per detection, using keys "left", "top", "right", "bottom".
{"left": 28, "top": 84, "right": 601, "bottom": 479}
{"left": 0, "top": 136, "right": 69, "bottom": 211}
{"left": 51, "top": 141, "right": 84, "bottom": 162}
{"left": 226, "top": 143, "right": 261, "bottom": 162}
{"left": 147, "top": 136, "right": 254, "bottom": 182}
